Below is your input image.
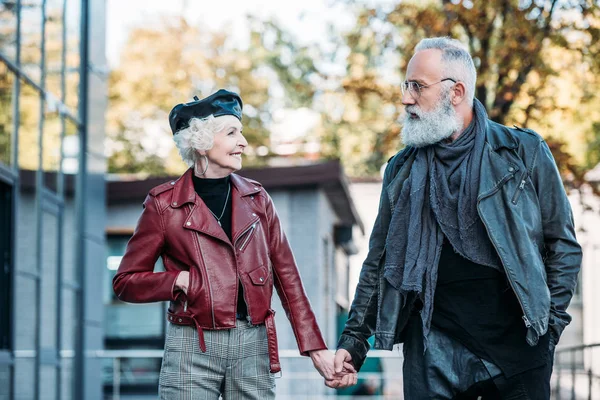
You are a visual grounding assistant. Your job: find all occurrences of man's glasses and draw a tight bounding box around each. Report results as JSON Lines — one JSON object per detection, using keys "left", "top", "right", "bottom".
{"left": 401, "top": 78, "right": 457, "bottom": 99}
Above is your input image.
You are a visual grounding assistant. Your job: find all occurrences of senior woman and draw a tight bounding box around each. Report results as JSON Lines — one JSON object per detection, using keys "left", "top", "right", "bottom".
{"left": 112, "top": 89, "right": 349, "bottom": 399}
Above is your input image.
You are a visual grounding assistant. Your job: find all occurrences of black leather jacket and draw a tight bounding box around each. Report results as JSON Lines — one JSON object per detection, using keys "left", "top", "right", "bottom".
{"left": 338, "top": 120, "right": 582, "bottom": 370}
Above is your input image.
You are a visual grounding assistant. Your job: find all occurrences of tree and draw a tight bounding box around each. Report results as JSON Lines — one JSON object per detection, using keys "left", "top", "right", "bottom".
{"left": 320, "top": 0, "right": 600, "bottom": 178}
{"left": 106, "top": 15, "right": 335, "bottom": 175}
{"left": 107, "top": 18, "right": 276, "bottom": 175}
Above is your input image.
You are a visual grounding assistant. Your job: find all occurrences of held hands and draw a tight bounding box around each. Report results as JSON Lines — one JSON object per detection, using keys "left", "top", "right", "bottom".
{"left": 175, "top": 271, "right": 189, "bottom": 294}
{"left": 309, "top": 349, "right": 357, "bottom": 388}
{"left": 324, "top": 349, "right": 358, "bottom": 389}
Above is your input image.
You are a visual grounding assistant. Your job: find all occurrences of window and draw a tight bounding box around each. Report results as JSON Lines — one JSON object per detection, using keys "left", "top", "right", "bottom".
{"left": 104, "top": 234, "right": 165, "bottom": 342}
{"left": 0, "top": 180, "right": 12, "bottom": 350}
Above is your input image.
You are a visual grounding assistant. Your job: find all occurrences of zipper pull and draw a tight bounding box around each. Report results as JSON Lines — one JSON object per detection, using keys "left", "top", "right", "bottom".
{"left": 522, "top": 315, "right": 531, "bottom": 328}
{"left": 519, "top": 179, "right": 526, "bottom": 190}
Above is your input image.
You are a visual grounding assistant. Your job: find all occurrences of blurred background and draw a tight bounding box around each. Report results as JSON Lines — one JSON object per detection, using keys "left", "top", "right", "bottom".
{"left": 1, "top": 0, "right": 600, "bottom": 398}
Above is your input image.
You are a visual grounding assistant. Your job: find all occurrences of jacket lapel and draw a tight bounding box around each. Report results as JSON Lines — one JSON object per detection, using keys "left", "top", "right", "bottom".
{"left": 184, "top": 201, "right": 232, "bottom": 245}
{"left": 230, "top": 174, "right": 261, "bottom": 244}
{"left": 478, "top": 120, "right": 520, "bottom": 200}
{"left": 173, "top": 168, "right": 231, "bottom": 245}
{"left": 477, "top": 142, "right": 519, "bottom": 199}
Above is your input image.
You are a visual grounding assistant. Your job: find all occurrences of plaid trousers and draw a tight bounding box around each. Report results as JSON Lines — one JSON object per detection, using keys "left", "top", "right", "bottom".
{"left": 159, "top": 320, "right": 276, "bottom": 400}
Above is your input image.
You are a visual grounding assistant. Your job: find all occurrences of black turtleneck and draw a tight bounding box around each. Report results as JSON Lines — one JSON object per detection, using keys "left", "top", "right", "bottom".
{"left": 191, "top": 173, "right": 248, "bottom": 319}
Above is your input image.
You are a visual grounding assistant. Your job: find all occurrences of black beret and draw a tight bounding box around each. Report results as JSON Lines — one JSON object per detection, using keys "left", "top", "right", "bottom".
{"left": 168, "top": 89, "right": 243, "bottom": 134}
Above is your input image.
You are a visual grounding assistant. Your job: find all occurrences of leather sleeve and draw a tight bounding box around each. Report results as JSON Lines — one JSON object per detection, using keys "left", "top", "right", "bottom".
{"left": 531, "top": 140, "right": 582, "bottom": 344}
{"left": 265, "top": 193, "right": 327, "bottom": 356}
{"left": 337, "top": 158, "right": 395, "bottom": 371}
{"left": 113, "top": 194, "right": 183, "bottom": 303}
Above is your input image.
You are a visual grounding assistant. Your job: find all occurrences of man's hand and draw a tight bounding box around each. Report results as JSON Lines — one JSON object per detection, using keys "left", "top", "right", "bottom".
{"left": 175, "top": 271, "right": 189, "bottom": 294}
{"left": 309, "top": 349, "right": 356, "bottom": 381}
{"left": 324, "top": 349, "right": 358, "bottom": 389}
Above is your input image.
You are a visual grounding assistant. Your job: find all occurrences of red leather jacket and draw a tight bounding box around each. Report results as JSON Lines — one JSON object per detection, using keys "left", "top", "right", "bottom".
{"left": 113, "top": 169, "right": 327, "bottom": 372}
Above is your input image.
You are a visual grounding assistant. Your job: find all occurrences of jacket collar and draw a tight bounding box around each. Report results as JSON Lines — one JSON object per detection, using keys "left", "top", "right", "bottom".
{"left": 484, "top": 119, "right": 519, "bottom": 151}
{"left": 172, "top": 168, "right": 262, "bottom": 246}
{"left": 230, "top": 173, "right": 263, "bottom": 197}
{"left": 385, "top": 120, "right": 520, "bottom": 207}
{"left": 171, "top": 169, "right": 262, "bottom": 208}
{"left": 171, "top": 168, "right": 197, "bottom": 208}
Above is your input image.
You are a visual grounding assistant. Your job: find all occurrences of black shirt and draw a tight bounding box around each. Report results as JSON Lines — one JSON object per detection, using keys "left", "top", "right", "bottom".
{"left": 192, "top": 174, "right": 248, "bottom": 319}
{"left": 431, "top": 239, "right": 550, "bottom": 377}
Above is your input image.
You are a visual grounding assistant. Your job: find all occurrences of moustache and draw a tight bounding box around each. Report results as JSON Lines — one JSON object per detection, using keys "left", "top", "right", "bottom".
{"left": 404, "top": 105, "right": 423, "bottom": 119}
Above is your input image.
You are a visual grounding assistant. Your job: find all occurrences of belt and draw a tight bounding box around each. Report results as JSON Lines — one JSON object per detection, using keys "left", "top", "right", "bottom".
{"left": 167, "top": 313, "right": 207, "bottom": 352}
{"left": 166, "top": 309, "right": 281, "bottom": 373}
{"left": 264, "top": 309, "right": 281, "bottom": 373}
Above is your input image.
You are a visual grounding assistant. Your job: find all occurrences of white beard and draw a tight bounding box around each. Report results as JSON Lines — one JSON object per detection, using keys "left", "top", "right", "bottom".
{"left": 401, "top": 90, "right": 463, "bottom": 148}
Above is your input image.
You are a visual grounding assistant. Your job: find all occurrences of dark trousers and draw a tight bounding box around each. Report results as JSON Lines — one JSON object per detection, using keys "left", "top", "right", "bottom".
{"left": 456, "top": 359, "right": 553, "bottom": 399}
{"left": 403, "top": 316, "right": 553, "bottom": 400}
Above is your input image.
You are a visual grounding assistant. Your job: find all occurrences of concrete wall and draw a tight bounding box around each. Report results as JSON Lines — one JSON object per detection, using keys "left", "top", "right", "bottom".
{"left": 14, "top": 190, "right": 99, "bottom": 400}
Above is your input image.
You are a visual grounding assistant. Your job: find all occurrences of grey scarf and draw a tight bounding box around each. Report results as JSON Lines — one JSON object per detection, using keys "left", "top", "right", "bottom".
{"left": 384, "top": 98, "right": 501, "bottom": 345}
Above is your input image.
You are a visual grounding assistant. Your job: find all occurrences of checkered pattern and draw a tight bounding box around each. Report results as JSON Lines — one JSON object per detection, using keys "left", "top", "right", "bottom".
{"left": 159, "top": 320, "right": 275, "bottom": 400}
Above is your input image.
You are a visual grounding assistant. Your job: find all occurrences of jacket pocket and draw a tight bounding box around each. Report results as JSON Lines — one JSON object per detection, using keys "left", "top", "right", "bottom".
{"left": 248, "top": 265, "right": 269, "bottom": 286}
{"left": 186, "top": 266, "right": 200, "bottom": 305}
{"left": 511, "top": 172, "right": 528, "bottom": 205}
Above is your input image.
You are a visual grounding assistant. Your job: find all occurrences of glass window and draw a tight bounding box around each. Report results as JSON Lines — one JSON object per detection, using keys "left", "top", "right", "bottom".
{"left": 18, "top": 81, "right": 40, "bottom": 171}
{"left": 61, "top": 116, "right": 78, "bottom": 174}
{"left": 20, "top": 0, "right": 43, "bottom": 84}
{"left": 0, "top": 0, "right": 18, "bottom": 62}
{"left": 0, "top": 62, "right": 15, "bottom": 167}
{"left": 42, "top": 103, "right": 62, "bottom": 177}
{"left": 0, "top": 180, "right": 12, "bottom": 351}
{"left": 64, "top": 0, "right": 80, "bottom": 112}
{"left": 40, "top": 211, "right": 59, "bottom": 348}
{"left": 105, "top": 235, "right": 165, "bottom": 339}
{"left": 44, "top": 0, "right": 65, "bottom": 99}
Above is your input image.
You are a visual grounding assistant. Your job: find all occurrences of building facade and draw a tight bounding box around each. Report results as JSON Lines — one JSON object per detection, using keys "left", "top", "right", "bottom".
{"left": 0, "top": 1, "right": 107, "bottom": 399}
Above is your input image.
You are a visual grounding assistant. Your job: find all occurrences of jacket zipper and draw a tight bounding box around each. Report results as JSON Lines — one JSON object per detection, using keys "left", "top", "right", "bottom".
{"left": 195, "top": 232, "right": 217, "bottom": 328}
{"left": 234, "top": 221, "right": 259, "bottom": 324}
{"left": 511, "top": 174, "right": 527, "bottom": 205}
{"left": 187, "top": 205, "right": 216, "bottom": 328}
{"left": 238, "top": 223, "right": 257, "bottom": 252}
{"left": 477, "top": 201, "right": 532, "bottom": 331}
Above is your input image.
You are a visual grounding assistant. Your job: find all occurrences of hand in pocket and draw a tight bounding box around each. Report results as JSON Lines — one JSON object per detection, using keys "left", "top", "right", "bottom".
{"left": 175, "top": 271, "right": 190, "bottom": 294}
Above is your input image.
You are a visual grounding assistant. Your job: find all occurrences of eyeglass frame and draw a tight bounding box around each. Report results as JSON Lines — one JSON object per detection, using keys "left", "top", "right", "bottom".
{"left": 401, "top": 78, "right": 457, "bottom": 99}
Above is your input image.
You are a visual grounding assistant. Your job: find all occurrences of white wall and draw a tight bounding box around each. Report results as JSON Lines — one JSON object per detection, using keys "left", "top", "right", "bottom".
{"left": 568, "top": 188, "right": 600, "bottom": 373}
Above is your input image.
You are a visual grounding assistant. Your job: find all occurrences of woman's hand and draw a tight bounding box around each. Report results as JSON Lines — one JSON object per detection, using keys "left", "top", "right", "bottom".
{"left": 175, "top": 271, "right": 189, "bottom": 294}
{"left": 309, "top": 349, "right": 356, "bottom": 381}
{"left": 309, "top": 349, "right": 336, "bottom": 380}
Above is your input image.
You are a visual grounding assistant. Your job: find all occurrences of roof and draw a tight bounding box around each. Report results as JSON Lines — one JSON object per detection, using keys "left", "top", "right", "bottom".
{"left": 19, "top": 160, "right": 364, "bottom": 232}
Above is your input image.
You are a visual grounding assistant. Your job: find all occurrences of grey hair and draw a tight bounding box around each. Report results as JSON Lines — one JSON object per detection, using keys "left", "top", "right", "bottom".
{"left": 172, "top": 115, "right": 225, "bottom": 167}
{"left": 415, "top": 37, "right": 477, "bottom": 106}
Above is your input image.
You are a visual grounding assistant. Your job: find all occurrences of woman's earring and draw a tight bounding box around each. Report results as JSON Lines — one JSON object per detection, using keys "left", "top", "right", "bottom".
{"left": 197, "top": 155, "right": 209, "bottom": 176}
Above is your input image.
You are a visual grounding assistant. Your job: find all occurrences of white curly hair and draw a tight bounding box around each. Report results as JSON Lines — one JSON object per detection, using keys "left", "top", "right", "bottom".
{"left": 172, "top": 115, "right": 226, "bottom": 167}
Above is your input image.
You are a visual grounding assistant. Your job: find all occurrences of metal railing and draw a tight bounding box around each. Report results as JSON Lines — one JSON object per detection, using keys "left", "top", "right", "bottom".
{"left": 97, "top": 349, "right": 404, "bottom": 400}
{"left": 553, "top": 343, "right": 600, "bottom": 400}
{"left": 12, "top": 344, "right": 597, "bottom": 399}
